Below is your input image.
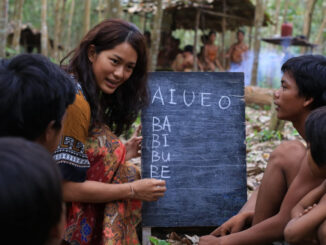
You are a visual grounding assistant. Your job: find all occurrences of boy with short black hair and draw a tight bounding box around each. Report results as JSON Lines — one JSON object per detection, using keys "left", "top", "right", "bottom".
{"left": 0, "top": 54, "right": 75, "bottom": 152}
{"left": 284, "top": 107, "right": 326, "bottom": 244}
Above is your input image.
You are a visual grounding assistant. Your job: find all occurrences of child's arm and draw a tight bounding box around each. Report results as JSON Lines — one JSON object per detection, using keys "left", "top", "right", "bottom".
{"left": 284, "top": 181, "right": 326, "bottom": 244}
{"left": 291, "top": 180, "right": 326, "bottom": 218}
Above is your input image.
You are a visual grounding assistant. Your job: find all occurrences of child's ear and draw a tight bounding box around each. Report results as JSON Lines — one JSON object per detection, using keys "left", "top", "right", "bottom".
{"left": 303, "top": 97, "right": 314, "bottom": 108}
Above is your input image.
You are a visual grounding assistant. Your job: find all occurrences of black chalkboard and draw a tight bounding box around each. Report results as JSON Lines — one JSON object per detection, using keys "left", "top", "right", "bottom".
{"left": 141, "top": 72, "right": 246, "bottom": 227}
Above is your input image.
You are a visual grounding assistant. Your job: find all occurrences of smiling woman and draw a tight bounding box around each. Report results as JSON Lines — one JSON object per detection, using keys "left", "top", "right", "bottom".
{"left": 55, "top": 19, "right": 166, "bottom": 245}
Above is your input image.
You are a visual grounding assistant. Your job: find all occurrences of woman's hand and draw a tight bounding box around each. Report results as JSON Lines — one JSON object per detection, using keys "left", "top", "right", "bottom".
{"left": 131, "top": 178, "right": 166, "bottom": 202}
{"left": 125, "top": 125, "right": 142, "bottom": 161}
{"left": 210, "top": 211, "right": 254, "bottom": 236}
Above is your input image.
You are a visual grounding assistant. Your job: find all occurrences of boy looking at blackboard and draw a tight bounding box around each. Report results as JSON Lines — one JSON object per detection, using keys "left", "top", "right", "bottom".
{"left": 284, "top": 107, "right": 326, "bottom": 245}
{"left": 200, "top": 55, "right": 326, "bottom": 244}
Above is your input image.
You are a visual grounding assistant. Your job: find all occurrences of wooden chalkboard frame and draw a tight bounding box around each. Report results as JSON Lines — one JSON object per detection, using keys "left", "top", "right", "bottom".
{"left": 141, "top": 72, "right": 247, "bottom": 238}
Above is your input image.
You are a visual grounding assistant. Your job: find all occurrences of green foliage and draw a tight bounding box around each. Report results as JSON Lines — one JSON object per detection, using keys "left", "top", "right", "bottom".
{"left": 257, "top": 129, "right": 283, "bottom": 142}
{"left": 149, "top": 236, "right": 170, "bottom": 245}
{"left": 5, "top": 47, "right": 18, "bottom": 57}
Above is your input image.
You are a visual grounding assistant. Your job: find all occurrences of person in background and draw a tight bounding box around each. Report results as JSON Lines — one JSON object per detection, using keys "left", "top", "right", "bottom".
{"left": 171, "top": 45, "right": 194, "bottom": 72}
{"left": 284, "top": 107, "right": 326, "bottom": 245}
{"left": 204, "top": 31, "right": 224, "bottom": 71}
{"left": 56, "top": 19, "right": 166, "bottom": 244}
{"left": 226, "top": 30, "right": 249, "bottom": 71}
{"left": 0, "top": 137, "right": 65, "bottom": 245}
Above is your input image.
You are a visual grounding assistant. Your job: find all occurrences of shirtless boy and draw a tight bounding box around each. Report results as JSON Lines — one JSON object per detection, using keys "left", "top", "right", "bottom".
{"left": 226, "top": 30, "right": 249, "bottom": 67}
{"left": 200, "top": 55, "right": 326, "bottom": 244}
{"left": 284, "top": 107, "right": 326, "bottom": 245}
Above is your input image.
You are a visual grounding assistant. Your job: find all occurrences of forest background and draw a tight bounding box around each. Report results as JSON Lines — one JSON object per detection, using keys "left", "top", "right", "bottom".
{"left": 1, "top": 0, "right": 326, "bottom": 88}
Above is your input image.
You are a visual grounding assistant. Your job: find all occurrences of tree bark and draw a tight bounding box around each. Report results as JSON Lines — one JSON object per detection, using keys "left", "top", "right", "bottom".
{"left": 59, "top": 0, "right": 67, "bottom": 55}
{"left": 149, "top": 0, "right": 163, "bottom": 72}
{"left": 12, "top": 0, "right": 24, "bottom": 53}
{"left": 302, "top": 0, "right": 317, "bottom": 40}
{"left": 106, "top": 0, "right": 122, "bottom": 19}
{"left": 83, "top": 0, "right": 91, "bottom": 36}
{"left": 282, "top": 0, "right": 289, "bottom": 22}
{"left": 65, "top": 0, "right": 75, "bottom": 53}
{"left": 53, "top": 0, "right": 63, "bottom": 60}
{"left": 41, "top": 0, "right": 48, "bottom": 56}
{"left": 250, "top": 0, "right": 266, "bottom": 86}
{"left": 315, "top": 4, "right": 326, "bottom": 45}
{"left": 273, "top": 0, "right": 281, "bottom": 35}
{"left": 0, "top": 0, "right": 8, "bottom": 58}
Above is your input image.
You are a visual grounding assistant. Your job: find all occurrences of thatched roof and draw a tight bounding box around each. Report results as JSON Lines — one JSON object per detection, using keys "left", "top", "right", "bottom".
{"left": 162, "top": 0, "right": 271, "bottom": 32}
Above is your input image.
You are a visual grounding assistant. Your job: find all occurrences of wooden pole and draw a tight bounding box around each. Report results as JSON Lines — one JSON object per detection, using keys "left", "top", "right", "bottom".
{"left": 221, "top": 0, "right": 226, "bottom": 68}
{"left": 193, "top": 9, "right": 200, "bottom": 72}
{"left": 0, "top": 0, "right": 8, "bottom": 58}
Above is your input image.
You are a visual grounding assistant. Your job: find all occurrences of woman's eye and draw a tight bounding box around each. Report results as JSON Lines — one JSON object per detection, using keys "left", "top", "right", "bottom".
{"left": 110, "top": 58, "right": 118, "bottom": 64}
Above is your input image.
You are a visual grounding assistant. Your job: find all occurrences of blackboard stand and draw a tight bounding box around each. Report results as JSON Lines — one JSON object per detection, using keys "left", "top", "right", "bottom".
{"left": 142, "top": 227, "right": 151, "bottom": 245}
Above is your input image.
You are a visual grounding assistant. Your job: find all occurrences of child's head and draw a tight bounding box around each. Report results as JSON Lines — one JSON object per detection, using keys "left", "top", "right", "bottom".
{"left": 281, "top": 55, "right": 326, "bottom": 110}
{"left": 0, "top": 54, "right": 75, "bottom": 152}
{"left": 305, "top": 106, "right": 326, "bottom": 178}
{"left": 0, "top": 137, "right": 64, "bottom": 245}
{"left": 274, "top": 55, "right": 326, "bottom": 122}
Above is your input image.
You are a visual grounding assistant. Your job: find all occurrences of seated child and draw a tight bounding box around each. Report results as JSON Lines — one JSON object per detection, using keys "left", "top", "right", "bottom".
{"left": 284, "top": 106, "right": 326, "bottom": 245}
{"left": 0, "top": 137, "right": 65, "bottom": 245}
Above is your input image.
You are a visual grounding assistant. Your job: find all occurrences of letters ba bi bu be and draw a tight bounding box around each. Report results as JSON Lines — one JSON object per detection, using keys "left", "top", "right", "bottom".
{"left": 149, "top": 86, "right": 231, "bottom": 180}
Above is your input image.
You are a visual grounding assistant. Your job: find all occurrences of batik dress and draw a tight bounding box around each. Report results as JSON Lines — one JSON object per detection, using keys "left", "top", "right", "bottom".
{"left": 54, "top": 82, "right": 141, "bottom": 245}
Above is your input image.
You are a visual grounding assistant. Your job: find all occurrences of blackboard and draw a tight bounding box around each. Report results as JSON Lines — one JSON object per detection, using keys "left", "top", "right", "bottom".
{"left": 141, "top": 72, "right": 246, "bottom": 227}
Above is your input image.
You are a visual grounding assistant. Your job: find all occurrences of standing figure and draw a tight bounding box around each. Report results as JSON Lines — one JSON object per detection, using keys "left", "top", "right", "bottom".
{"left": 204, "top": 31, "right": 224, "bottom": 71}
{"left": 55, "top": 19, "right": 167, "bottom": 245}
{"left": 226, "top": 30, "right": 249, "bottom": 71}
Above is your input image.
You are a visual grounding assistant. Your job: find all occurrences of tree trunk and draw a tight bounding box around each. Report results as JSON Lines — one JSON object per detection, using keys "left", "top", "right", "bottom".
{"left": 315, "top": 4, "right": 326, "bottom": 45}
{"left": 65, "top": 0, "right": 75, "bottom": 53}
{"left": 12, "top": 0, "right": 24, "bottom": 53}
{"left": 302, "top": 0, "right": 317, "bottom": 40}
{"left": 301, "top": 0, "right": 317, "bottom": 53}
{"left": 250, "top": 0, "right": 265, "bottom": 86}
{"left": 52, "top": 0, "right": 62, "bottom": 60}
{"left": 0, "top": 0, "right": 8, "bottom": 58}
{"left": 106, "top": 0, "right": 122, "bottom": 19}
{"left": 41, "top": 0, "right": 48, "bottom": 56}
{"left": 149, "top": 0, "right": 163, "bottom": 72}
{"left": 58, "top": 0, "right": 66, "bottom": 56}
{"left": 273, "top": 0, "right": 281, "bottom": 35}
{"left": 83, "top": 0, "right": 91, "bottom": 36}
{"left": 245, "top": 86, "right": 273, "bottom": 106}
{"left": 282, "top": 0, "right": 289, "bottom": 22}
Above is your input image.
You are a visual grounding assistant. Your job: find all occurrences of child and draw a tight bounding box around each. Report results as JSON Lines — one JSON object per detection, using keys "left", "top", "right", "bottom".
{"left": 0, "top": 137, "right": 64, "bottom": 245}
{"left": 284, "top": 107, "right": 326, "bottom": 244}
{"left": 0, "top": 54, "right": 75, "bottom": 152}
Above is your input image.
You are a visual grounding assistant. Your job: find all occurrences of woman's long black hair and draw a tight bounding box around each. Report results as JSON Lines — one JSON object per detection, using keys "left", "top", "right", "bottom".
{"left": 61, "top": 19, "right": 149, "bottom": 136}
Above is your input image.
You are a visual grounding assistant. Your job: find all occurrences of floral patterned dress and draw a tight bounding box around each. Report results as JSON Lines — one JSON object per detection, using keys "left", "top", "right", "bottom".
{"left": 64, "top": 125, "right": 142, "bottom": 245}
{"left": 55, "top": 82, "right": 142, "bottom": 245}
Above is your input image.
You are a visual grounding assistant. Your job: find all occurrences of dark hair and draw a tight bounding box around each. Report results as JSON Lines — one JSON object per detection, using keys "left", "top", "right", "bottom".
{"left": 62, "top": 19, "right": 149, "bottom": 136}
{"left": 0, "top": 137, "right": 63, "bottom": 245}
{"left": 305, "top": 107, "right": 326, "bottom": 166}
{"left": 237, "top": 30, "right": 245, "bottom": 35}
{"left": 184, "top": 45, "right": 193, "bottom": 53}
{"left": 281, "top": 55, "right": 326, "bottom": 109}
{"left": 0, "top": 54, "right": 75, "bottom": 141}
{"left": 208, "top": 31, "right": 216, "bottom": 37}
